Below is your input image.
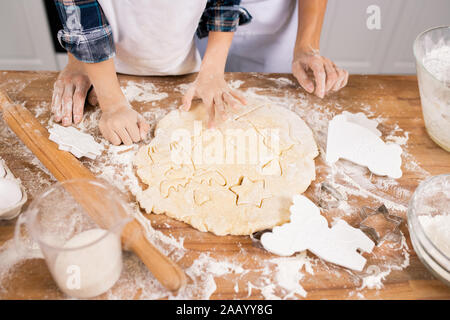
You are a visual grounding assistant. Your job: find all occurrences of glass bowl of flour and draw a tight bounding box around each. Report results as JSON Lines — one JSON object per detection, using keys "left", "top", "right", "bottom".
{"left": 15, "top": 179, "right": 131, "bottom": 298}
{"left": 414, "top": 26, "right": 450, "bottom": 152}
{"left": 408, "top": 174, "right": 450, "bottom": 286}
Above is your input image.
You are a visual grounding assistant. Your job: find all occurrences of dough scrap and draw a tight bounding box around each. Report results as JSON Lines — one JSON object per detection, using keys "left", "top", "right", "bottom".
{"left": 134, "top": 100, "right": 318, "bottom": 235}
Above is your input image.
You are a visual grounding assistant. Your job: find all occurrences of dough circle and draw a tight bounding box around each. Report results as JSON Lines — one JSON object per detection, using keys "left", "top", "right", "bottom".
{"left": 134, "top": 101, "right": 318, "bottom": 235}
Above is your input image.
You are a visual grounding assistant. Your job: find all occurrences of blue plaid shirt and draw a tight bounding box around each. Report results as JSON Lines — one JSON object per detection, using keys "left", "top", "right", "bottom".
{"left": 54, "top": 0, "right": 252, "bottom": 63}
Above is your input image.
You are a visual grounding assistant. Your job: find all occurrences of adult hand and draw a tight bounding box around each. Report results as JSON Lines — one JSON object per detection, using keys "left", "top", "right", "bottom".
{"left": 99, "top": 102, "right": 150, "bottom": 146}
{"left": 51, "top": 57, "right": 97, "bottom": 126}
{"left": 182, "top": 72, "right": 247, "bottom": 128}
{"left": 292, "top": 48, "right": 348, "bottom": 99}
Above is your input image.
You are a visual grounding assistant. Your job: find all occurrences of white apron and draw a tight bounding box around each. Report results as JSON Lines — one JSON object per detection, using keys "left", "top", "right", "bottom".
{"left": 196, "top": 0, "right": 298, "bottom": 72}
{"left": 98, "top": 0, "right": 207, "bottom": 75}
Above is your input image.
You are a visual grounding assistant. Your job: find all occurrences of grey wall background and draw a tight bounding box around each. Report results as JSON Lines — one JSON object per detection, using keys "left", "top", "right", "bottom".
{"left": 0, "top": 0, "right": 449, "bottom": 74}
{"left": 320, "top": 0, "right": 450, "bottom": 74}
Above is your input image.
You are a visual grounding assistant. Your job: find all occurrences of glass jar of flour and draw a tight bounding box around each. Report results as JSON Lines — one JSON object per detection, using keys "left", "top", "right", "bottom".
{"left": 414, "top": 26, "right": 450, "bottom": 152}
{"left": 15, "top": 179, "right": 131, "bottom": 298}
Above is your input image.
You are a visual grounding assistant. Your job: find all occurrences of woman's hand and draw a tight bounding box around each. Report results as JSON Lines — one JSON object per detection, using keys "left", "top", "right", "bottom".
{"left": 52, "top": 55, "right": 97, "bottom": 125}
{"left": 99, "top": 102, "right": 149, "bottom": 146}
{"left": 292, "top": 48, "right": 348, "bottom": 99}
{"left": 182, "top": 71, "right": 246, "bottom": 128}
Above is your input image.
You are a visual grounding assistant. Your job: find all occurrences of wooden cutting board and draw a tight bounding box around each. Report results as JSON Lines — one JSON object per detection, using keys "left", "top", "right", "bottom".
{"left": 0, "top": 71, "right": 449, "bottom": 300}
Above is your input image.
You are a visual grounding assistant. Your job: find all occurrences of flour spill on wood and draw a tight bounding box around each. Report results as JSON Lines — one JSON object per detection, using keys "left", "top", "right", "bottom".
{"left": 121, "top": 81, "right": 169, "bottom": 103}
{"left": 0, "top": 76, "right": 429, "bottom": 299}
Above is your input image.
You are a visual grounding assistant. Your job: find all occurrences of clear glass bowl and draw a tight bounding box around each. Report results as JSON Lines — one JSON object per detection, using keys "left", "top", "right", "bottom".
{"left": 408, "top": 174, "right": 450, "bottom": 286}
{"left": 15, "top": 179, "right": 131, "bottom": 298}
{"left": 413, "top": 25, "right": 450, "bottom": 152}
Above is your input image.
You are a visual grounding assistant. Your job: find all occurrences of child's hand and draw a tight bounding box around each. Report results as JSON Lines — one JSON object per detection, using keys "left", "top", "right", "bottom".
{"left": 182, "top": 72, "right": 246, "bottom": 128}
{"left": 99, "top": 103, "right": 150, "bottom": 146}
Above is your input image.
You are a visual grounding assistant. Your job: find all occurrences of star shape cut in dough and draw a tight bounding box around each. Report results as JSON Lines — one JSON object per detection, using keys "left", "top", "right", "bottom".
{"left": 230, "top": 177, "right": 272, "bottom": 207}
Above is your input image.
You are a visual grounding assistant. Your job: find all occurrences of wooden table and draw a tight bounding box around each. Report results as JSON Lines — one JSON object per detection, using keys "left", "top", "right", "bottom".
{"left": 0, "top": 71, "right": 449, "bottom": 300}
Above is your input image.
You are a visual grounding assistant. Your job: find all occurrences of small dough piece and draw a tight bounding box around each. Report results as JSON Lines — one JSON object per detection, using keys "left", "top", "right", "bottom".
{"left": 135, "top": 100, "right": 318, "bottom": 235}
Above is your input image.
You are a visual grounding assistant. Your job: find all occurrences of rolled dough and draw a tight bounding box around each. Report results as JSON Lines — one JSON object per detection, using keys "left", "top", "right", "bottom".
{"left": 134, "top": 101, "right": 318, "bottom": 235}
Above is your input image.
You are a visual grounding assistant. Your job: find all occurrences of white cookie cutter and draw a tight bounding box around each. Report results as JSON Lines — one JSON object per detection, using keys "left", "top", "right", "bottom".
{"left": 261, "top": 194, "right": 374, "bottom": 271}
{"left": 326, "top": 112, "right": 403, "bottom": 179}
{"left": 48, "top": 124, "right": 104, "bottom": 160}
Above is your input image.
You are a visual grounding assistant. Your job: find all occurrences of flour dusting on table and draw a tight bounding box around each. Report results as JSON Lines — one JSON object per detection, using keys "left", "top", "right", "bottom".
{"left": 0, "top": 76, "right": 430, "bottom": 299}
{"left": 98, "top": 80, "right": 419, "bottom": 299}
{"left": 122, "top": 80, "right": 168, "bottom": 103}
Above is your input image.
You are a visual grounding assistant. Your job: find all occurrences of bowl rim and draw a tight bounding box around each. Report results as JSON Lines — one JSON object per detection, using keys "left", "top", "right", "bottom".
{"left": 413, "top": 25, "right": 450, "bottom": 84}
{"left": 26, "top": 178, "right": 131, "bottom": 252}
{"left": 409, "top": 223, "right": 450, "bottom": 285}
{"left": 407, "top": 173, "right": 450, "bottom": 264}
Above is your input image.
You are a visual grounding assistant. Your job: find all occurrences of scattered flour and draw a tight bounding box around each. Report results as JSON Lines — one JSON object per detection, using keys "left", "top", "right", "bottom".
{"left": 228, "top": 80, "right": 244, "bottom": 90}
{"left": 269, "top": 253, "right": 312, "bottom": 298}
{"left": 359, "top": 234, "right": 410, "bottom": 290}
{"left": 34, "top": 101, "right": 49, "bottom": 119}
{"left": 175, "top": 80, "right": 245, "bottom": 93}
{"left": 122, "top": 81, "right": 168, "bottom": 103}
{"left": 0, "top": 239, "right": 43, "bottom": 295}
{"left": 326, "top": 162, "right": 409, "bottom": 212}
{"left": 245, "top": 252, "right": 313, "bottom": 300}
{"left": 268, "top": 77, "right": 296, "bottom": 86}
{"left": 174, "top": 83, "right": 191, "bottom": 95}
{"left": 386, "top": 124, "right": 410, "bottom": 146}
{"left": 0, "top": 76, "right": 39, "bottom": 96}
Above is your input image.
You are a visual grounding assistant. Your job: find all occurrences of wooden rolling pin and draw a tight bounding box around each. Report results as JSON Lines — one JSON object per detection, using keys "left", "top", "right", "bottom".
{"left": 0, "top": 90, "right": 186, "bottom": 292}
